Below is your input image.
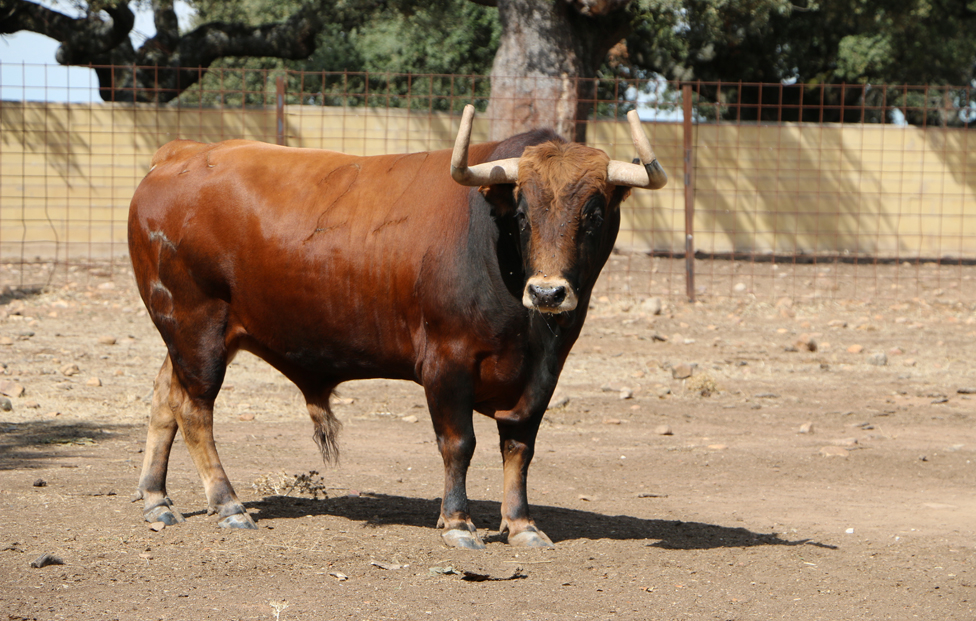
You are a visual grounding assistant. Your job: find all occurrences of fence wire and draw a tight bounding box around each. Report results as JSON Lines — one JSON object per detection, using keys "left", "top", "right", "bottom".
{"left": 1, "top": 65, "right": 974, "bottom": 304}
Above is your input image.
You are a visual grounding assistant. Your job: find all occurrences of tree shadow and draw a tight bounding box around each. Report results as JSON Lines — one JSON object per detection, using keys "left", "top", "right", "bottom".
{"left": 246, "top": 493, "right": 835, "bottom": 551}
{"left": 0, "top": 421, "right": 131, "bottom": 470}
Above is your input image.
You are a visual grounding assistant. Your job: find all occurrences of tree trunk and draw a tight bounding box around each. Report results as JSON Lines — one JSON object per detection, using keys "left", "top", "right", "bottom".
{"left": 485, "top": 0, "right": 633, "bottom": 142}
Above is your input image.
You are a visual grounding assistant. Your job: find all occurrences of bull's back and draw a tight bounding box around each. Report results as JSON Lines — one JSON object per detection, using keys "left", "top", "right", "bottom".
{"left": 129, "top": 139, "right": 481, "bottom": 381}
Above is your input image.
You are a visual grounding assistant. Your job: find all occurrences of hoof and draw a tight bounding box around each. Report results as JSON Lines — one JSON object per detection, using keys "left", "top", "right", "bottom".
{"left": 442, "top": 529, "right": 486, "bottom": 550}
{"left": 218, "top": 512, "right": 258, "bottom": 530}
{"left": 144, "top": 503, "right": 185, "bottom": 526}
{"left": 507, "top": 529, "right": 554, "bottom": 548}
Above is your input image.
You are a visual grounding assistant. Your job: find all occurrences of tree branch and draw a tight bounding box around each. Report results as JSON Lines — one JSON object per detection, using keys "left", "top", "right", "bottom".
{"left": 0, "top": 0, "right": 134, "bottom": 64}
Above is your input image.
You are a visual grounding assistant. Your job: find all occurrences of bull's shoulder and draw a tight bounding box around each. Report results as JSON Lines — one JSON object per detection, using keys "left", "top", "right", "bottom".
{"left": 149, "top": 139, "right": 211, "bottom": 169}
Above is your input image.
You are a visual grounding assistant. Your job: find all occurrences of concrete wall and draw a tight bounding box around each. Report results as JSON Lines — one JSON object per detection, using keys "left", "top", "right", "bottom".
{"left": 2, "top": 100, "right": 974, "bottom": 261}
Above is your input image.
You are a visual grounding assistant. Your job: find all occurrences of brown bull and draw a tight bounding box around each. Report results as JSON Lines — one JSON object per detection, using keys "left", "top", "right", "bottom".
{"left": 128, "top": 105, "right": 666, "bottom": 548}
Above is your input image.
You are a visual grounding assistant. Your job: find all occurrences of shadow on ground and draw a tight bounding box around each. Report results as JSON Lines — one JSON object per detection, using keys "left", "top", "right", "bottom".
{"left": 246, "top": 493, "right": 836, "bottom": 551}
{"left": 0, "top": 421, "right": 133, "bottom": 470}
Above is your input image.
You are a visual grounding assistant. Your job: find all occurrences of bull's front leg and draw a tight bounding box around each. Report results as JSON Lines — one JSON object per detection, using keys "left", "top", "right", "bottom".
{"left": 426, "top": 381, "right": 484, "bottom": 550}
{"left": 497, "top": 412, "right": 554, "bottom": 548}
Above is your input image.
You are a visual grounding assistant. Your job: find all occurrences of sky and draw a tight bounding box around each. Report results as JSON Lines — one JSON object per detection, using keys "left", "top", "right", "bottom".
{"left": 0, "top": 0, "right": 196, "bottom": 102}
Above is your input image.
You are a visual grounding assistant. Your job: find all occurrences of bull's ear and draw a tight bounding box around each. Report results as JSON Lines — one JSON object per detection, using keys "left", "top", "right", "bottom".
{"left": 479, "top": 184, "right": 517, "bottom": 217}
{"left": 611, "top": 184, "right": 631, "bottom": 208}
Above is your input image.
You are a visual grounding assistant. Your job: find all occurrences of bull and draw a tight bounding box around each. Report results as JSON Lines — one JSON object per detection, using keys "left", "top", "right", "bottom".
{"left": 127, "top": 105, "right": 667, "bottom": 549}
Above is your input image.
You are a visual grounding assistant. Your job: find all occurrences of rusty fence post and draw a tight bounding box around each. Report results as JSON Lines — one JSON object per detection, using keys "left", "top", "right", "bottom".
{"left": 276, "top": 75, "right": 286, "bottom": 146}
{"left": 682, "top": 84, "right": 696, "bottom": 303}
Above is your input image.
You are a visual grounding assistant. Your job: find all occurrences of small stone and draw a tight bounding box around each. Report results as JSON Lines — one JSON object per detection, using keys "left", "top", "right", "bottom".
{"left": 60, "top": 364, "right": 80, "bottom": 377}
{"left": 618, "top": 389, "right": 633, "bottom": 400}
{"left": 671, "top": 363, "right": 694, "bottom": 380}
{"left": 238, "top": 413, "right": 255, "bottom": 421}
{"left": 707, "top": 444, "right": 728, "bottom": 451}
{"left": 0, "top": 381, "right": 25, "bottom": 397}
{"left": 334, "top": 397, "right": 355, "bottom": 406}
{"left": 654, "top": 424, "right": 673, "bottom": 436}
{"left": 0, "top": 337, "right": 13, "bottom": 346}
{"left": 86, "top": 377, "right": 102, "bottom": 387}
{"left": 828, "top": 320, "right": 847, "bottom": 328}
{"left": 96, "top": 282, "right": 115, "bottom": 290}
{"left": 819, "top": 446, "right": 849, "bottom": 458}
{"left": 867, "top": 353, "right": 887, "bottom": 366}
{"left": 603, "top": 418, "right": 622, "bottom": 425}
{"left": 846, "top": 344, "right": 864, "bottom": 354}
{"left": 0, "top": 396, "right": 11, "bottom": 411}
{"left": 24, "top": 400, "right": 40, "bottom": 409}
{"left": 97, "top": 336, "right": 117, "bottom": 345}
{"left": 641, "top": 297, "right": 663, "bottom": 315}
{"left": 149, "top": 521, "right": 166, "bottom": 532}
{"left": 33, "top": 478, "right": 47, "bottom": 487}
{"left": 753, "top": 392, "right": 779, "bottom": 399}
{"left": 733, "top": 282, "right": 747, "bottom": 293}
{"left": 831, "top": 438, "right": 859, "bottom": 447}
{"left": 402, "top": 415, "right": 419, "bottom": 423}
{"left": 548, "top": 395, "right": 570, "bottom": 409}
{"left": 903, "top": 358, "right": 917, "bottom": 367}
{"left": 602, "top": 382, "right": 630, "bottom": 393}
{"left": 957, "top": 387, "right": 976, "bottom": 395}
{"left": 794, "top": 335, "right": 817, "bottom": 352}
{"left": 30, "top": 553, "right": 64, "bottom": 568}
{"left": 888, "top": 347, "right": 903, "bottom": 356}
{"left": 654, "top": 385, "right": 671, "bottom": 398}
{"left": 798, "top": 422, "right": 814, "bottom": 434}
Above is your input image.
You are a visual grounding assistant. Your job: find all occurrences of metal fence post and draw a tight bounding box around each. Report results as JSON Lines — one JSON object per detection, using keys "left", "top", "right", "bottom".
{"left": 276, "top": 76, "right": 285, "bottom": 146}
{"left": 682, "top": 84, "right": 696, "bottom": 303}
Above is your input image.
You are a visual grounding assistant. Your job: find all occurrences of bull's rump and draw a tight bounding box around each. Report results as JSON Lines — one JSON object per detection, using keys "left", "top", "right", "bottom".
{"left": 128, "top": 140, "right": 480, "bottom": 381}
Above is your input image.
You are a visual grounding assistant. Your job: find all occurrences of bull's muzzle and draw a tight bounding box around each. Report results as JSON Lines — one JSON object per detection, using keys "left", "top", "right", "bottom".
{"left": 523, "top": 277, "right": 578, "bottom": 313}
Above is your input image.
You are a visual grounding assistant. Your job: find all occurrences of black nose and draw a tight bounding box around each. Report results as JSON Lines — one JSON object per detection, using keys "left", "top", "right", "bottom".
{"left": 527, "top": 284, "right": 567, "bottom": 309}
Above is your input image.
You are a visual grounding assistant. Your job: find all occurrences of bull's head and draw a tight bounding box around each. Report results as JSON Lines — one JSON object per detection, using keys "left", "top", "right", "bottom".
{"left": 451, "top": 104, "right": 667, "bottom": 314}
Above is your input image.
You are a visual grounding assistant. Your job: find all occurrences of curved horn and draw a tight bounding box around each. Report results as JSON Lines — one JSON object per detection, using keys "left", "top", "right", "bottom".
{"left": 606, "top": 110, "right": 668, "bottom": 190}
{"left": 451, "top": 104, "right": 520, "bottom": 186}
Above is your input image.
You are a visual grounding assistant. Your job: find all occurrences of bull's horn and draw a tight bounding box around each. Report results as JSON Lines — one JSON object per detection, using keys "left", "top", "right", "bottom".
{"left": 451, "top": 104, "right": 520, "bottom": 186}
{"left": 606, "top": 110, "right": 668, "bottom": 190}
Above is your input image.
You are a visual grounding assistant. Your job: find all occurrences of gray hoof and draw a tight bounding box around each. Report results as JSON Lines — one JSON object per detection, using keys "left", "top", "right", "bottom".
{"left": 144, "top": 503, "right": 185, "bottom": 525}
{"left": 442, "top": 529, "right": 486, "bottom": 550}
{"left": 508, "top": 529, "right": 554, "bottom": 548}
{"left": 218, "top": 512, "right": 258, "bottom": 529}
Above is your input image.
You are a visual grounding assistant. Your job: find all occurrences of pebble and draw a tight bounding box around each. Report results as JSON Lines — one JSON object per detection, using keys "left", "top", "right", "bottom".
{"left": 828, "top": 320, "right": 847, "bottom": 328}
{"left": 86, "top": 377, "right": 102, "bottom": 387}
{"left": 798, "top": 422, "right": 814, "bottom": 434}
{"left": 0, "top": 396, "right": 11, "bottom": 411}
{"left": 707, "top": 444, "right": 728, "bottom": 450}
{"left": 0, "top": 337, "right": 13, "bottom": 346}
{"left": 33, "top": 478, "right": 47, "bottom": 487}
{"left": 618, "top": 389, "right": 633, "bottom": 400}
{"left": 794, "top": 335, "right": 817, "bottom": 352}
{"left": 819, "top": 446, "right": 849, "bottom": 458}
{"left": 238, "top": 413, "right": 255, "bottom": 421}
{"left": 60, "top": 363, "right": 80, "bottom": 377}
{"left": 733, "top": 282, "right": 747, "bottom": 292}
{"left": 548, "top": 395, "right": 570, "bottom": 409}
{"left": 401, "top": 415, "right": 419, "bottom": 423}
{"left": 97, "top": 336, "right": 117, "bottom": 345}
{"left": 957, "top": 387, "right": 976, "bottom": 394}
{"left": 603, "top": 418, "right": 622, "bottom": 425}
{"left": 96, "top": 282, "right": 115, "bottom": 290}
{"left": 641, "top": 297, "right": 663, "bottom": 316}
{"left": 654, "top": 424, "right": 673, "bottom": 436}
{"left": 30, "top": 553, "right": 64, "bottom": 568}
{"left": 754, "top": 392, "right": 779, "bottom": 399}
{"left": 24, "top": 400, "right": 40, "bottom": 409}
{"left": 0, "top": 381, "right": 25, "bottom": 397}
{"left": 149, "top": 521, "right": 166, "bottom": 532}
{"left": 671, "top": 363, "right": 694, "bottom": 380}
{"left": 654, "top": 385, "right": 671, "bottom": 397}
{"left": 831, "top": 438, "right": 859, "bottom": 447}
{"left": 867, "top": 353, "right": 887, "bottom": 366}
{"left": 846, "top": 344, "right": 864, "bottom": 354}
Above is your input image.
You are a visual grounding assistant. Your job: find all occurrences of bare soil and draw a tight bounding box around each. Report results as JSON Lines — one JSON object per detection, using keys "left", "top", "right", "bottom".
{"left": 1, "top": 259, "right": 974, "bottom": 620}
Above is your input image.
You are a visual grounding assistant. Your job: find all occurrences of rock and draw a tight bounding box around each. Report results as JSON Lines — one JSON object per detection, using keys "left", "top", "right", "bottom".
{"left": 33, "top": 478, "right": 47, "bottom": 487}
{"left": 828, "top": 320, "right": 848, "bottom": 328}
{"left": 888, "top": 347, "right": 903, "bottom": 356}
{"left": 671, "top": 363, "right": 694, "bottom": 380}
{"left": 60, "top": 364, "right": 80, "bottom": 377}
{"left": 23, "top": 400, "right": 40, "bottom": 409}
{"left": 867, "top": 353, "right": 887, "bottom": 366}
{"left": 96, "top": 281, "right": 115, "bottom": 290}
{"left": 707, "top": 444, "right": 728, "bottom": 450}
{"left": 0, "top": 381, "right": 25, "bottom": 398}
{"left": 0, "top": 337, "right": 13, "bottom": 346}
{"left": 794, "top": 335, "right": 817, "bottom": 352}
{"left": 733, "top": 282, "right": 747, "bottom": 293}
{"left": 903, "top": 358, "right": 917, "bottom": 367}
{"left": 603, "top": 418, "right": 622, "bottom": 425}
{"left": 149, "top": 521, "right": 166, "bottom": 532}
{"left": 618, "top": 389, "right": 633, "bottom": 400}
{"left": 819, "top": 446, "right": 849, "bottom": 458}
{"left": 641, "top": 297, "right": 663, "bottom": 315}
{"left": 334, "top": 397, "right": 355, "bottom": 406}
{"left": 831, "top": 438, "right": 859, "bottom": 448}
{"left": 798, "top": 422, "right": 814, "bottom": 434}
{"left": 654, "top": 424, "right": 673, "bottom": 436}
{"left": 548, "top": 395, "right": 570, "bottom": 409}
{"left": 654, "top": 385, "right": 671, "bottom": 398}
{"left": 846, "top": 344, "right": 864, "bottom": 354}
{"left": 238, "top": 413, "right": 255, "bottom": 421}
{"left": 86, "top": 377, "right": 102, "bottom": 387}
{"left": 97, "top": 336, "right": 117, "bottom": 345}
{"left": 601, "top": 382, "right": 630, "bottom": 393}
{"left": 402, "top": 415, "right": 419, "bottom": 423}
{"left": 30, "top": 553, "right": 64, "bottom": 568}
{"left": 0, "top": 396, "right": 11, "bottom": 412}
{"left": 753, "top": 392, "right": 779, "bottom": 399}
{"left": 957, "top": 387, "right": 976, "bottom": 395}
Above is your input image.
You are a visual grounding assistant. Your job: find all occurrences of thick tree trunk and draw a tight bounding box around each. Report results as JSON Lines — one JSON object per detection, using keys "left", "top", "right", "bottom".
{"left": 485, "top": 0, "right": 633, "bottom": 142}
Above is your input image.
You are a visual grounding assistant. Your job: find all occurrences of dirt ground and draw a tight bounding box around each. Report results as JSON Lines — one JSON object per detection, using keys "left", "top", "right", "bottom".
{"left": 1, "top": 258, "right": 974, "bottom": 621}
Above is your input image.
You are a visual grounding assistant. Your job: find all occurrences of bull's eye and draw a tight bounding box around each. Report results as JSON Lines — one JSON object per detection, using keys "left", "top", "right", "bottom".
{"left": 582, "top": 195, "right": 605, "bottom": 233}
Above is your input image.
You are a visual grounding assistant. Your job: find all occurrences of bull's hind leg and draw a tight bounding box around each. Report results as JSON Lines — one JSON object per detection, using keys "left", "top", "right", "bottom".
{"left": 133, "top": 356, "right": 185, "bottom": 525}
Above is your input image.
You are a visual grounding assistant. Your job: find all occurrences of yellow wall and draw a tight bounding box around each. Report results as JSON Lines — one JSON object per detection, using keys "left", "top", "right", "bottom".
{"left": 2, "top": 100, "right": 974, "bottom": 261}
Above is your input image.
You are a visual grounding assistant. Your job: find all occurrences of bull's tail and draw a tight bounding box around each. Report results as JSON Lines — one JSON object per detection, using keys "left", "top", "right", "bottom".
{"left": 308, "top": 397, "right": 342, "bottom": 466}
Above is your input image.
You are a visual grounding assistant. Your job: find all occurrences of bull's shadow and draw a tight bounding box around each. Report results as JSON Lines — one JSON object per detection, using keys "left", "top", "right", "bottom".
{"left": 245, "top": 493, "right": 835, "bottom": 551}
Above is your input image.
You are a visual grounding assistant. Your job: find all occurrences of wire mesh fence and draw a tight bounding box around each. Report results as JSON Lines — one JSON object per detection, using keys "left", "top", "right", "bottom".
{"left": 1, "top": 64, "right": 974, "bottom": 303}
